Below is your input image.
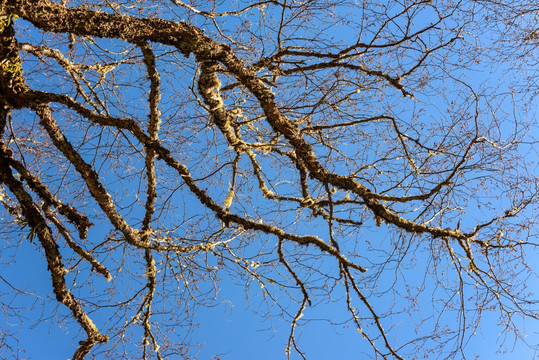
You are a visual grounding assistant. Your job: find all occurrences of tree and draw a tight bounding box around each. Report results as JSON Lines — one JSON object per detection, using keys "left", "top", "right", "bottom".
{"left": 0, "top": 0, "right": 537, "bottom": 359}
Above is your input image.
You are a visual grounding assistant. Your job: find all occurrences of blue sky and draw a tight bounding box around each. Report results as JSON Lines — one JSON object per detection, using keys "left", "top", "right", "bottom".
{"left": 1, "top": 1, "right": 538, "bottom": 359}
{"left": 2, "top": 240, "right": 537, "bottom": 359}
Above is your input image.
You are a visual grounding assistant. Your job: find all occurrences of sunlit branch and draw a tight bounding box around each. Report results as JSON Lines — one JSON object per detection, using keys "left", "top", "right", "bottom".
{"left": 7, "top": 153, "right": 92, "bottom": 238}
{"left": 343, "top": 267, "right": 405, "bottom": 360}
{"left": 43, "top": 207, "right": 112, "bottom": 281}
{"left": 34, "top": 105, "right": 142, "bottom": 245}
{"left": 0, "top": 148, "right": 108, "bottom": 360}
{"left": 20, "top": 43, "right": 108, "bottom": 114}
{"left": 136, "top": 40, "right": 162, "bottom": 359}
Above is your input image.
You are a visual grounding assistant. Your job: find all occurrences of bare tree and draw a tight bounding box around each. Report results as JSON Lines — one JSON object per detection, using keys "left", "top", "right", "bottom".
{"left": 0, "top": 0, "right": 537, "bottom": 359}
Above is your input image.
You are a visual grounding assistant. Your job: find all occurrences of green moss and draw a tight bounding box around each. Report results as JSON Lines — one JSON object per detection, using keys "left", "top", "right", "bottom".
{"left": 0, "top": 1, "right": 26, "bottom": 107}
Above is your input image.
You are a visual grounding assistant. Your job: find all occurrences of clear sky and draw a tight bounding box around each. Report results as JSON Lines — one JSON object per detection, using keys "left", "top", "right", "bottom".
{"left": 1, "top": 1, "right": 538, "bottom": 360}
{"left": 2, "top": 222, "right": 538, "bottom": 359}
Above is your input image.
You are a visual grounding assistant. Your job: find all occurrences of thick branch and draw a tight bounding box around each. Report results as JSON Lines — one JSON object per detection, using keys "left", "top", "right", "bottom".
{"left": 34, "top": 105, "right": 141, "bottom": 245}
{"left": 11, "top": 0, "right": 470, "bottom": 256}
